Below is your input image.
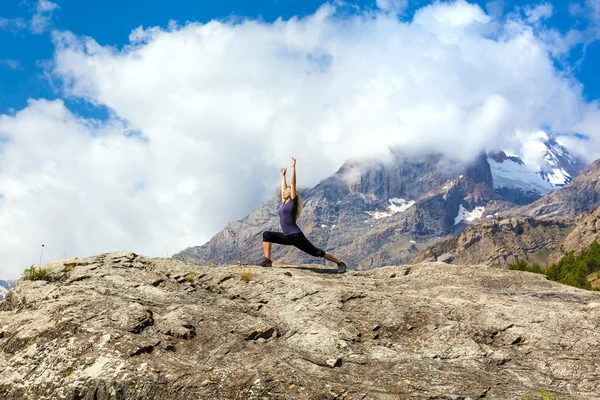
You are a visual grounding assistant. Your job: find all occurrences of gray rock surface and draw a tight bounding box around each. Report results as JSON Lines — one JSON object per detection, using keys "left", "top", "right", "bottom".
{"left": 1, "top": 252, "right": 600, "bottom": 399}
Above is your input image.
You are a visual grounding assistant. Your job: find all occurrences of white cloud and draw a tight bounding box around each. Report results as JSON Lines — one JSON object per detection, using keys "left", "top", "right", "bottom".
{"left": 524, "top": 3, "right": 553, "bottom": 24}
{"left": 1, "top": 1, "right": 600, "bottom": 277}
{"left": 31, "top": 0, "right": 59, "bottom": 34}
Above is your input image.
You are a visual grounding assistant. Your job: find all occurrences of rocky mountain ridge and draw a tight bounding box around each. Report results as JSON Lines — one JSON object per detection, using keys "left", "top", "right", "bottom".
{"left": 1, "top": 252, "right": 599, "bottom": 399}
{"left": 175, "top": 152, "right": 514, "bottom": 269}
{"left": 515, "top": 159, "right": 600, "bottom": 219}
{"left": 410, "top": 216, "right": 574, "bottom": 268}
{"left": 175, "top": 137, "right": 588, "bottom": 270}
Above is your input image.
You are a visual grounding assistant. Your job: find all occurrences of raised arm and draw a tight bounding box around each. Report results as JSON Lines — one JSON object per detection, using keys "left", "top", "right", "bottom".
{"left": 280, "top": 168, "right": 288, "bottom": 200}
{"left": 290, "top": 157, "right": 297, "bottom": 199}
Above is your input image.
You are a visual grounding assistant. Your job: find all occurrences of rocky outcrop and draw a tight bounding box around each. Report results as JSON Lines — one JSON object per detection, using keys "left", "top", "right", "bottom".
{"left": 547, "top": 206, "right": 600, "bottom": 265}
{"left": 1, "top": 252, "right": 600, "bottom": 399}
{"left": 517, "top": 159, "right": 600, "bottom": 218}
{"left": 411, "top": 217, "right": 574, "bottom": 267}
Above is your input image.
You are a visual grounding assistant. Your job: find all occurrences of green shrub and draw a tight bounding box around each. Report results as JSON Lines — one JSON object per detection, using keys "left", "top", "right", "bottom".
{"left": 509, "top": 260, "right": 544, "bottom": 274}
{"left": 185, "top": 272, "right": 195, "bottom": 283}
{"left": 524, "top": 388, "right": 563, "bottom": 400}
{"left": 22, "top": 264, "right": 48, "bottom": 281}
{"left": 509, "top": 241, "right": 600, "bottom": 291}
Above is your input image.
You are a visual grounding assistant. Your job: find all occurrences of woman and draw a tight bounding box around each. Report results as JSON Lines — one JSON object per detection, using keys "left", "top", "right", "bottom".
{"left": 259, "top": 157, "right": 347, "bottom": 273}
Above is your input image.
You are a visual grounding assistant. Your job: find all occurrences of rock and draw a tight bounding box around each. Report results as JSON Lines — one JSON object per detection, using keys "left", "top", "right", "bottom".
{"left": 547, "top": 205, "right": 600, "bottom": 266}
{"left": 247, "top": 327, "right": 277, "bottom": 341}
{"left": 437, "top": 252, "right": 455, "bottom": 264}
{"left": 112, "top": 303, "right": 154, "bottom": 334}
{"left": 412, "top": 217, "right": 573, "bottom": 267}
{"left": 518, "top": 159, "right": 600, "bottom": 218}
{"left": 0, "top": 252, "right": 599, "bottom": 399}
{"left": 326, "top": 357, "right": 342, "bottom": 368}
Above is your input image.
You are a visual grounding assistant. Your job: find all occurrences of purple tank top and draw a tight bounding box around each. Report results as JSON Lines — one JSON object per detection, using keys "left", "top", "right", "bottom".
{"left": 279, "top": 197, "right": 301, "bottom": 235}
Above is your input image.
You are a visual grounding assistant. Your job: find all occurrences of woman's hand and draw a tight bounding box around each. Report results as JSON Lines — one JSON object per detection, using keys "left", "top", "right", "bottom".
{"left": 291, "top": 157, "right": 296, "bottom": 167}
{"left": 281, "top": 167, "right": 287, "bottom": 175}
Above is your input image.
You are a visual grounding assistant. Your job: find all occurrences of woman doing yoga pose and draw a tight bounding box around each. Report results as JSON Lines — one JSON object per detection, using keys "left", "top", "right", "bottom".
{"left": 259, "top": 157, "right": 347, "bottom": 273}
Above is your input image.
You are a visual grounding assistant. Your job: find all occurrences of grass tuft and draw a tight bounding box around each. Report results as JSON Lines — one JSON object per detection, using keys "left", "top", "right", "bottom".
{"left": 22, "top": 264, "right": 48, "bottom": 281}
{"left": 241, "top": 270, "right": 253, "bottom": 282}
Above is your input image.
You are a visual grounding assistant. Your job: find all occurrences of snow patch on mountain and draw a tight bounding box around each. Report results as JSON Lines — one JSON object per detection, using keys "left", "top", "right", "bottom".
{"left": 454, "top": 205, "right": 485, "bottom": 225}
{"left": 488, "top": 156, "right": 555, "bottom": 195}
{"left": 367, "top": 198, "right": 415, "bottom": 219}
{"left": 519, "top": 131, "right": 586, "bottom": 188}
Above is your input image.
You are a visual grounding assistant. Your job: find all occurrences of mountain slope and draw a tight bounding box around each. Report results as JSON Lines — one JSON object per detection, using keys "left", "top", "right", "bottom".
{"left": 413, "top": 159, "right": 600, "bottom": 270}
{"left": 516, "top": 159, "right": 600, "bottom": 218}
{"left": 1, "top": 252, "right": 599, "bottom": 399}
{"left": 175, "top": 141, "right": 587, "bottom": 270}
{"left": 547, "top": 206, "right": 600, "bottom": 265}
{"left": 411, "top": 217, "right": 574, "bottom": 267}
{"left": 175, "top": 153, "right": 513, "bottom": 269}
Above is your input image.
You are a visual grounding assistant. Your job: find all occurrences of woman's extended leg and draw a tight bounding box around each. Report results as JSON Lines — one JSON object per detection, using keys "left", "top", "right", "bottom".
{"left": 288, "top": 232, "right": 347, "bottom": 273}
{"left": 324, "top": 252, "right": 341, "bottom": 263}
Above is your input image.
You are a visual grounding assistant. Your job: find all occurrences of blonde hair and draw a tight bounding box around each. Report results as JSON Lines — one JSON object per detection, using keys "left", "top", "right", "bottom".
{"left": 282, "top": 189, "right": 302, "bottom": 219}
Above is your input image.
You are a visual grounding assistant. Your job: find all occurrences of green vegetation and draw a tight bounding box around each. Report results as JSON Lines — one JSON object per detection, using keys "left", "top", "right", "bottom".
{"left": 22, "top": 264, "right": 48, "bottom": 281}
{"left": 509, "top": 241, "right": 600, "bottom": 291}
{"left": 524, "top": 388, "right": 563, "bottom": 400}
{"left": 240, "top": 269, "right": 253, "bottom": 282}
{"left": 185, "top": 272, "right": 195, "bottom": 283}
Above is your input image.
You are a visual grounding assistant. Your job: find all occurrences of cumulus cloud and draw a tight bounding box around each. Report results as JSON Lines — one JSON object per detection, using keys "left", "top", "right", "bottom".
{"left": 524, "top": 3, "right": 553, "bottom": 24}
{"left": 1, "top": 1, "right": 600, "bottom": 277}
{"left": 31, "top": 0, "right": 59, "bottom": 34}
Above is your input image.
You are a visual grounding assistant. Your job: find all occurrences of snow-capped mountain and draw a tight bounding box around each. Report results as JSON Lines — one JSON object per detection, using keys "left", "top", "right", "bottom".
{"left": 0, "top": 280, "right": 14, "bottom": 301}
{"left": 487, "top": 133, "right": 586, "bottom": 204}
{"left": 174, "top": 133, "right": 589, "bottom": 270}
{"left": 536, "top": 135, "right": 587, "bottom": 187}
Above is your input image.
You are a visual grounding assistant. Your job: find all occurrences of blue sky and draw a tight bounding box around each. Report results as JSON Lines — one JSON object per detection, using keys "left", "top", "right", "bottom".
{"left": 1, "top": 0, "right": 599, "bottom": 118}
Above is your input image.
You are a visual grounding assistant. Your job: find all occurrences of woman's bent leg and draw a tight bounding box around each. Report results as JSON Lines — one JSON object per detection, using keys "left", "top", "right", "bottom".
{"left": 260, "top": 231, "right": 292, "bottom": 267}
{"left": 263, "top": 242, "right": 272, "bottom": 259}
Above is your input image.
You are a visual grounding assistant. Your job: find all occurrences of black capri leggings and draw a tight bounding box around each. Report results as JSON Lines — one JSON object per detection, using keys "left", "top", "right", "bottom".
{"left": 262, "top": 231, "right": 326, "bottom": 258}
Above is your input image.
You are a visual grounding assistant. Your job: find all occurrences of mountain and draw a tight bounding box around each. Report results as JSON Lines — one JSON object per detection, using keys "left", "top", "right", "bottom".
{"left": 411, "top": 216, "right": 574, "bottom": 267}
{"left": 0, "top": 280, "right": 14, "bottom": 301}
{"left": 515, "top": 159, "right": 600, "bottom": 218}
{"left": 486, "top": 134, "right": 586, "bottom": 204}
{"left": 176, "top": 134, "right": 587, "bottom": 270}
{"left": 1, "top": 252, "right": 599, "bottom": 399}
{"left": 547, "top": 206, "right": 600, "bottom": 265}
{"left": 175, "top": 152, "right": 517, "bottom": 269}
{"left": 413, "top": 157, "right": 600, "bottom": 271}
